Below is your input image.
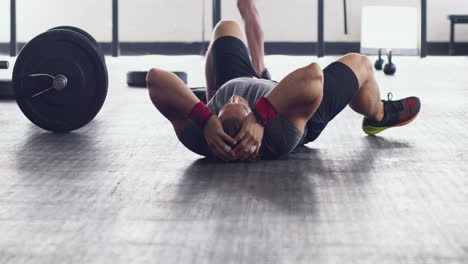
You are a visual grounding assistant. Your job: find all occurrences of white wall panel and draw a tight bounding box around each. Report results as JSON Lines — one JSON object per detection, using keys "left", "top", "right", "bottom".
{"left": 0, "top": 0, "right": 467, "bottom": 43}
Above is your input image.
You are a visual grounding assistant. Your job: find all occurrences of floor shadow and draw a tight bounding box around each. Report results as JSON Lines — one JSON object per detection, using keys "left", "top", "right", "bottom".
{"left": 178, "top": 156, "right": 320, "bottom": 217}
{"left": 341, "top": 136, "right": 413, "bottom": 185}
{"left": 15, "top": 128, "right": 108, "bottom": 175}
{"left": 363, "top": 135, "right": 412, "bottom": 150}
{"left": 176, "top": 135, "right": 413, "bottom": 217}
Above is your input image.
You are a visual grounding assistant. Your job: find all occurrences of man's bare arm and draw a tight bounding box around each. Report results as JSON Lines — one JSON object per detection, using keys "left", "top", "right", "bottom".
{"left": 147, "top": 68, "right": 236, "bottom": 161}
{"left": 147, "top": 68, "right": 200, "bottom": 132}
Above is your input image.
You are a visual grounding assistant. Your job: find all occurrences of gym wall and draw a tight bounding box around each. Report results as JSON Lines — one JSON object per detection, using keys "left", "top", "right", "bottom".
{"left": 0, "top": 0, "right": 467, "bottom": 50}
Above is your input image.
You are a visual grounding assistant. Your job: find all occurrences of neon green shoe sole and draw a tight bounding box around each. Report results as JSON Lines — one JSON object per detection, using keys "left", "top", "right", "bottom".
{"left": 362, "top": 113, "right": 419, "bottom": 135}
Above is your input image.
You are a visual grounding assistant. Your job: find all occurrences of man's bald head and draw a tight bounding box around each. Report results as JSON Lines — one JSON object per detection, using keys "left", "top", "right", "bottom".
{"left": 218, "top": 96, "right": 252, "bottom": 137}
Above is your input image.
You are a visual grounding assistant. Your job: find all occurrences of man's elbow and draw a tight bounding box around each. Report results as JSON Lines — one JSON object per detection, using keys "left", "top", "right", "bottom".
{"left": 147, "top": 68, "right": 164, "bottom": 102}
{"left": 146, "top": 68, "right": 160, "bottom": 88}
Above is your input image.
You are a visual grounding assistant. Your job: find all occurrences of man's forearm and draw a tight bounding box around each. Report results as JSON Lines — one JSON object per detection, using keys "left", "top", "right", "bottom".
{"left": 147, "top": 68, "right": 200, "bottom": 122}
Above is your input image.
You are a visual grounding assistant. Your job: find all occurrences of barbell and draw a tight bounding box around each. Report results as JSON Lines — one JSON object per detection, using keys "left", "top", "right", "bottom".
{"left": 0, "top": 61, "right": 8, "bottom": 69}
{"left": 7, "top": 26, "right": 108, "bottom": 132}
{"left": 0, "top": 61, "right": 12, "bottom": 98}
{"left": 3, "top": 26, "right": 201, "bottom": 133}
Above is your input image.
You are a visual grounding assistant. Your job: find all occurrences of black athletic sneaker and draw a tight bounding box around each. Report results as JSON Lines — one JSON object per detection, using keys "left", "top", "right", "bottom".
{"left": 362, "top": 93, "right": 421, "bottom": 135}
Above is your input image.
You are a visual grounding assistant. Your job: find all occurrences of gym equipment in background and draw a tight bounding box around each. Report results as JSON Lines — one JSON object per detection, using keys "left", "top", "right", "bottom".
{"left": 447, "top": 15, "right": 468, "bottom": 55}
{"left": 127, "top": 71, "right": 188, "bottom": 87}
{"left": 190, "top": 87, "right": 207, "bottom": 104}
{"left": 374, "top": 48, "right": 385, "bottom": 70}
{"left": 0, "top": 61, "right": 13, "bottom": 98}
{"left": 343, "top": 0, "right": 348, "bottom": 35}
{"left": 0, "top": 61, "right": 8, "bottom": 69}
{"left": 12, "top": 26, "right": 108, "bottom": 132}
{"left": 383, "top": 51, "right": 396, "bottom": 75}
{"left": 126, "top": 71, "right": 207, "bottom": 103}
{"left": 49, "top": 26, "right": 103, "bottom": 60}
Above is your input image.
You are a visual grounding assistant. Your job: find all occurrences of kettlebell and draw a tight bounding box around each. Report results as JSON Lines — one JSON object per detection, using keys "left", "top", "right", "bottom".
{"left": 374, "top": 48, "right": 384, "bottom": 70}
{"left": 384, "top": 51, "right": 396, "bottom": 75}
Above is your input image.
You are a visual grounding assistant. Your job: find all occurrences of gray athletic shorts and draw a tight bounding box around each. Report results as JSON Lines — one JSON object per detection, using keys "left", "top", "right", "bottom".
{"left": 178, "top": 113, "right": 305, "bottom": 160}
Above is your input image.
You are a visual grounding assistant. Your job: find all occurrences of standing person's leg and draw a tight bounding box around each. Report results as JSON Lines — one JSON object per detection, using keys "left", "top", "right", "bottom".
{"left": 237, "top": 0, "right": 266, "bottom": 77}
{"left": 205, "top": 20, "right": 261, "bottom": 102}
{"left": 205, "top": 20, "right": 245, "bottom": 100}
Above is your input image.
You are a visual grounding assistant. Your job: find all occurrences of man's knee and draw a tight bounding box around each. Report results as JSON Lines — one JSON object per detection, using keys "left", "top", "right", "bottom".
{"left": 299, "top": 62, "right": 324, "bottom": 105}
{"left": 215, "top": 20, "right": 241, "bottom": 30}
{"left": 344, "top": 53, "right": 373, "bottom": 74}
{"left": 303, "top": 62, "right": 324, "bottom": 95}
{"left": 354, "top": 53, "right": 373, "bottom": 72}
{"left": 213, "top": 20, "right": 243, "bottom": 40}
{"left": 303, "top": 62, "right": 324, "bottom": 83}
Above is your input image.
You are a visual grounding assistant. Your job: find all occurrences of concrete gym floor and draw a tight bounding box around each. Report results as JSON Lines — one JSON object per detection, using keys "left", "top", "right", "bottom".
{"left": 0, "top": 54, "right": 467, "bottom": 264}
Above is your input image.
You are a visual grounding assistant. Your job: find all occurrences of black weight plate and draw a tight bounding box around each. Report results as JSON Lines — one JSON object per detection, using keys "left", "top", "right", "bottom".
{"left": 13, "top": 29, "right": 108, "bottom": 132}
{"left": 126, "top": 71, "right": 147, "bottom": 87}
{"left": 173, "top": 71, "right": 188, "bottom": 84}
{"left": 49, "top": 26, "right": 105, "bottom": 60}
{"left": 127, "top": 71, "right": 188, "bottom": 88}
{"left": 0, "top": 79, "right": 14, "bottom": 99}
{"left": 49, "top": 26, "right": 98, "bottom": 48}
{"left": 192, "top": 88, "right": 207, "bottom": 104}
{"left": 0, "top": 61, "right": 8, "bottom": 69}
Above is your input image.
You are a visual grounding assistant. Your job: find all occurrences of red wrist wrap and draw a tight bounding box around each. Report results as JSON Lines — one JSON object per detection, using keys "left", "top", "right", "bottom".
{"left": 189, "top": 102, "right": 214, "bottom": 128}
{"left": 253, "top": 97, "right": 277, "bottom": 127}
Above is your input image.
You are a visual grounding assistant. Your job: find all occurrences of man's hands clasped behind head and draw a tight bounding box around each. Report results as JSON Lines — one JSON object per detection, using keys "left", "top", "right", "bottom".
{"left": 203, "top": 95, "right": 265, "bottom": 162}
{"left": 233, "top": 112, "right": 263, "bottom": 161}
{"left": 204, "top": 111, "right": 264, "bottom": 162}
{"left": 203, "top": 115, "right": 237, "bottom": 162}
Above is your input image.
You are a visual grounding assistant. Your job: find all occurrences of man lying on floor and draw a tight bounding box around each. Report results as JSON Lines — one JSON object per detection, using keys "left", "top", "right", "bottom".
{"left": 147, "top": 20, "right": 421, "bottom": 162}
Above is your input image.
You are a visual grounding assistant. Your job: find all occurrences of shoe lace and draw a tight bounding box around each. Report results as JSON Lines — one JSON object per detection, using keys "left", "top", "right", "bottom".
{"left": 385, "top": 92, "right": 404, "bottom": 112}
